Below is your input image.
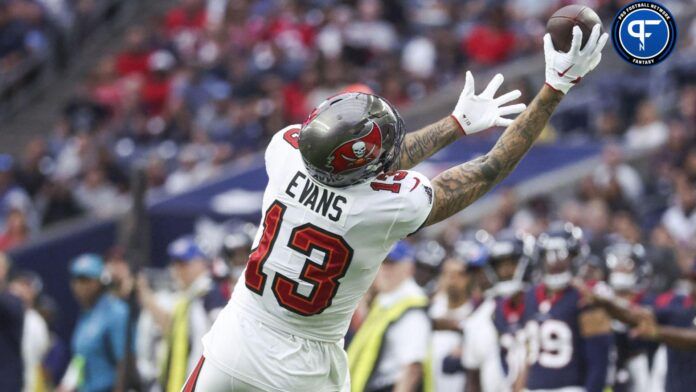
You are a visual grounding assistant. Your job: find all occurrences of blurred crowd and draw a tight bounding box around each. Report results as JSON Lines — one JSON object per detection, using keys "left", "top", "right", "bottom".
{"left": 6, "top": 0, "right": 695, "bottom": 251}
{"left": 1, "top": 0, "right": 124, "bottom": 88}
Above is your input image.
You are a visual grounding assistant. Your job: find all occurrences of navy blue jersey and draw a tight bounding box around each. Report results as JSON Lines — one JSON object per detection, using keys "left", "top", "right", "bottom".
{"left": 653, "top": 292, "right": 696, "bottom": 392}
{"left": 611, "top": 292, "right": 656, "bottom": 392}
{"left": 493, "top": 295, "right": 526, "bottom": 378}
{"left": 522, "top": 284, "right": 611, "bottom": 392}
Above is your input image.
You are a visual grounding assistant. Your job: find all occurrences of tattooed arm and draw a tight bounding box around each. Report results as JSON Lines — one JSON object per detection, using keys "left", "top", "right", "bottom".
{"left": 395, "top": 117, "right": 462, "bottom": 170}
{"left": 423, "top": 86, "right": 563, "bottom": 227}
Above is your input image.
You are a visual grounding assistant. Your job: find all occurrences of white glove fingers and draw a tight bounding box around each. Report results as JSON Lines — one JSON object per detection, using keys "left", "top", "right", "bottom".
{"left": 591, "top": 33, "right": 609, "bottom": 58}
{"left": 581, "top": 24, "right": 601, "bottom": 56}
{"left": 494, "top": 118, "right": 514, "bottom": 127}
{"left": 481, "top": 73, "right": 504, "bottom": 99}
{"left": 569, "top": 26, "right": 582, "bottom": 54}
{"left": 498, "top": 103, "right": 527, "bottom": 116}
{"left": 462, "top": 71, "right": 475, "bottom": 96}
{"left": 543, "top": 33, "right": 555, "bottom": 53}
{"left": 494, "top": 89, "right": 522, "bottom": 105}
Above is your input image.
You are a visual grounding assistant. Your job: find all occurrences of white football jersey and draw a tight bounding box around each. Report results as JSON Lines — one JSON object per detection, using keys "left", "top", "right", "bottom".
{"left": 213, "top": 125, "right": 433, "bottom": 342}
{"left": 462, "top": 297, "right": 526, "bottom": 392}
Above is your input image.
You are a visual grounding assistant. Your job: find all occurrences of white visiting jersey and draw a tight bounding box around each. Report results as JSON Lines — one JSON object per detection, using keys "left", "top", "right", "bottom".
{"left": 215, "top": 125, "right": 433, "bottom": 342}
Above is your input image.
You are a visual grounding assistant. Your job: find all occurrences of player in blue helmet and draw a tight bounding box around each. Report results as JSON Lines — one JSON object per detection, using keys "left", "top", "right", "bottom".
{"left": 462, "top": 231, "right": 532, "bottom": 392}
{"left": 219, "top": 220, "right": 257, "bottom": 286}
{"left": 429, "top": 238, "right": 488, "bottom": 392}
{"left": 585, "top": 258, "right": 696, "bottom": 392}
{"left": 413, "top": 240, "right": 447, "bottom": 295}
{"left": 521, "top": 223, "right": 612, "bottom": 392}
{"left": 602, "top": 242, "right": 653, "bottom": 392}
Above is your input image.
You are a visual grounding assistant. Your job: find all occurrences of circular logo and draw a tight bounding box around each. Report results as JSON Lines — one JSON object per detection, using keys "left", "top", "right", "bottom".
{"left": 611, "top": 1, "right": 677, "bottom": 66}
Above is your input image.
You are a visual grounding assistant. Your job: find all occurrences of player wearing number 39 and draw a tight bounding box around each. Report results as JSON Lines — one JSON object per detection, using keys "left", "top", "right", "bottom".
{"left": 180, "top": 24, "right": 609, "bottom": 392}
{"left": 520, "top": 223, "right": 612, "bottom": 392}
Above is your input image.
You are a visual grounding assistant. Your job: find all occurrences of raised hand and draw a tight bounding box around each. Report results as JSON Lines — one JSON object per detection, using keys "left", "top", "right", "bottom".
{"left": 544, "top": 24, "right": 609, "bottom": 94}
{"left": 451, "top": 71, "right": 527, "bottom": 135}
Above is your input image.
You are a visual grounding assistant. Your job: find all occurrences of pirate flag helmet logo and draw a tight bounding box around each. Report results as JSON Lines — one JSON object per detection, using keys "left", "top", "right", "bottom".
{"left": 325, "top": 122, "right": 383, "bottom": 173}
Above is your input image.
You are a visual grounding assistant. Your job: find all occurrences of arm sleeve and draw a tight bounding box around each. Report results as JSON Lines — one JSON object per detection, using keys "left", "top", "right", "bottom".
{"left": 386, "top": 171, "right": 434, "bottom": 241}
{"left": 581, "top": 333, "right": 612, "bottom": 392}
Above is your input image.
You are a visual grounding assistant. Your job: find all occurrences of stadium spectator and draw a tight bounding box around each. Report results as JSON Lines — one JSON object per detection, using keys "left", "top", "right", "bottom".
{"left": 0, "top": 208, "right": 30, "bottom": 250}
{"left": 115, "top": 26, "right": 152, "bottom": 77}
{"left": 59, "top": 254, "right": 128, "bottom": 392}
{"left": 463, "top": 6, "right": 517, "bottom": 65}
{"left": 73, "top": 166, "right": 129, "bottom": 218}
{"left": 661, "top": 176, "right": 696, "bottom": 248}
{"left": 164, "top": 147, "right": 208, "bottom": 194}
{"left": 136, "top": 236, "right": 226, "bottom": 392}
{"left": 39, "top": 179, "right": 84, "bottom": 226}
{"left": 348, "top": 241, "right": 431, "bottom": 392}
{"left": 14, "top": 137, "right": 48, "bottom": 198}
{"left": 624, "top": 100, "right": 669, "bottom": 151}
{"left": 9, "top": 270, "right": 50, "bottom": 392}
{"left": 592, "top": 144, "right": 644, "bottom": 210}
{"left": 0, "top": 252, "right": 24, "bottom": 392}
{"left": 0, "top": 154, "right": 33, "bottom": 230}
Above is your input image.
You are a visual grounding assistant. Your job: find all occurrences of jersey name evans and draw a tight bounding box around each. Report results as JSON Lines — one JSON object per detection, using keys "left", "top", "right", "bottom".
{"left": 284, "top": 171, "right": 349, "bottom": 224}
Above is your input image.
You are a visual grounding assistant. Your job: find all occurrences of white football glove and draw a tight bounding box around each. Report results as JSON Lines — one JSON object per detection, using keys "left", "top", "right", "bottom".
{"left": 451, "top": 71, "right": 526, "bottom": 135}
{"left": 544, "top": 24, "right": 609, "bottom": 94}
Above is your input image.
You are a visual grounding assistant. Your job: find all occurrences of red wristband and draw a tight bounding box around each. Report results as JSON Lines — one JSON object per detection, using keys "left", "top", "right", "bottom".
{"left": 544, "top": 82, "right": 566, "bottom": 94}
{"left": 449, "top": 114, "right": 468, "bottom": 136}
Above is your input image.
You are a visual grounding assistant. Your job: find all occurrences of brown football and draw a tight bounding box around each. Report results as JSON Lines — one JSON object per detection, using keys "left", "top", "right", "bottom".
{"left": 547, "top": 5, "right": 602, "bottom": 52}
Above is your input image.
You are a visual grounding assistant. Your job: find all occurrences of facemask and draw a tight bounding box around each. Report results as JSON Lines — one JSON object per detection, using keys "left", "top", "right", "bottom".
{"left": 609, "top": 272, "right": 636, "bottom": 291}
{"left": 543, "top": 271, "right": 572, "bottom": 290}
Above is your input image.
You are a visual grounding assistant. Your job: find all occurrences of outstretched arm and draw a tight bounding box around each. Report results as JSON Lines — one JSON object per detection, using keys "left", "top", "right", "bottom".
{"left": 394, "top": 72, "right": 525, "bottom": 170}
{"left": 644, "top": 326, "right": 696, "bottom": 351}
{"left": 422, "top": 24, "right": 608, "bottom": 227}
{"left": 423, "top": 86, "right": 562, "bottom": 226}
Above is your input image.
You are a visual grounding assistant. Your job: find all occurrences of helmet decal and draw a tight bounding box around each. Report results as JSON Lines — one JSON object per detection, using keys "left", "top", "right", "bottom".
{"left": 325, "top": 122, "right": 382, "bottom": 173}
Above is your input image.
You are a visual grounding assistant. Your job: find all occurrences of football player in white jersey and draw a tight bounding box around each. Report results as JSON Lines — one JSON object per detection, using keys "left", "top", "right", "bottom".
{"left": 183, "top": 25, "right": 608, "bottom": 392}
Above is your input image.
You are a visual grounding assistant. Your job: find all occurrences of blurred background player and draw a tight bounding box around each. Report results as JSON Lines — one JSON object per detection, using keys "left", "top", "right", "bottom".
{"left": 462, "top": 232, "right": 530, "bottom": 392}
{"left": 587, "top": 259, "right": 696, "bottom": 392}
{"left": 218, "top": 220, "right": 257, "bottom": 290}
{"left": 348, "top": 241, "right": 431, "bottom": 392}
{"left": 428, "top": 239, "right": 487, "bottom": 392}
{"left": 522, "top": 223, "right": 612, "bottom": 392}
{"left": 137, "top": 235, "right": 226, "bottom": 392}
{"left": 59, "top": 254, "right": 128, "bottom": 392}
{"left": 413, "top": 239, "right": 447, "bottom": 296}
{"left": 9, "top": 270, "right": 50, "bottom": 392}
{"left": 603, "top": 242, "right": 653, "bottom": 392}
{"left": 0, "top": 252, "right": 24, "bottom": 392}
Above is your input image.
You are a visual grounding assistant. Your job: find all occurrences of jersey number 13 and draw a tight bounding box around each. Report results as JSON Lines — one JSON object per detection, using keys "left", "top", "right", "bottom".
{"left": 245, "top": 201, "right": 354, "bottom": 316}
